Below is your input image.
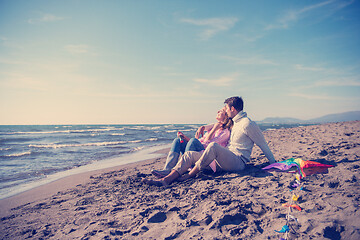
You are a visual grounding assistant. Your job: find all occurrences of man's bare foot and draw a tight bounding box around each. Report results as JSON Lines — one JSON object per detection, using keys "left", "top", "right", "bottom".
{"left": 177, "top": 173, "right": 191, "bottom": 181}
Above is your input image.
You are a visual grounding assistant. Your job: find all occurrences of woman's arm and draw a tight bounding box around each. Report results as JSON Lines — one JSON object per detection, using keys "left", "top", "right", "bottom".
{"left": 208, "top": 128, "right": 230, "bottom": 147}
{"left": 201, "top": 127, "right": 230, "bottom": 148}
{"left": 195, "top": 126, "right": 205, "bottom": 139}
{"left": 195, "top": 124, "right": 214, "bottom": 138}
{"left": 202, "top": 122, "right": 222, "bottom": 142}
{"left": 203, "top": 124, "right": 215, "bottom": 131}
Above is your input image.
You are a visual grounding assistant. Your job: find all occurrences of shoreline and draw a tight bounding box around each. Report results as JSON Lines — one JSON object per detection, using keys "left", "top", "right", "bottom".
{"left": 0, "top": 146, "right": 170, "bottom": 217}
{"left": 1, "top": 121, "right": 359, "bottom": 239}
{"left": 0, "top": 123, "right": 314, "bottom": 201}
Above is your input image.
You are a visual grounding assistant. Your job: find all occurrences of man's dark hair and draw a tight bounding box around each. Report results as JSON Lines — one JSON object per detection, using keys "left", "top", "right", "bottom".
{"left": 224, "top": 96, "right": 244, "bottom": 112}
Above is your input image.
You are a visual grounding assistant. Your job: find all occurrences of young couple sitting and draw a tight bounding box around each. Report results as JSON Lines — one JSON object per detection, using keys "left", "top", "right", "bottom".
{"left": 143, "top": 96, "right": 276, "bottom": 187}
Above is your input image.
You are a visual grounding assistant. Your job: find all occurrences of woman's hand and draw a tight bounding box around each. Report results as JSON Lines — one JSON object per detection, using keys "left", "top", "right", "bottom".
{"left": 195, "top": 126, "right": 205, "bottom": 139}
{"left": 203, "top": 122, "right": 221, "bottom": 142}
{"left": 178, "top": 131, "right": 190, "bottom": 142}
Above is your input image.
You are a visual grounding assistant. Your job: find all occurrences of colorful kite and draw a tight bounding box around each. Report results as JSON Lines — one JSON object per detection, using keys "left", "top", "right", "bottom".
{"left": 264, "top": 157, "right": 335, "bottom": 239}
{"left": 262, "top": 158, "right": 334, "bottom": 178}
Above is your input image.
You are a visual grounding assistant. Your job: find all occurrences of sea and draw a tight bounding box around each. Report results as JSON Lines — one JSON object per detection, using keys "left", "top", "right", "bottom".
{"left": 0, "top": 123, "right": 308, "bottom": 199}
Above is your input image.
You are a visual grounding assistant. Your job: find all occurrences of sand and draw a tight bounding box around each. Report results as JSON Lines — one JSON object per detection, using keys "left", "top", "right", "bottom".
{"left": 0, "top": 121, "right": 359, "bottom": 239}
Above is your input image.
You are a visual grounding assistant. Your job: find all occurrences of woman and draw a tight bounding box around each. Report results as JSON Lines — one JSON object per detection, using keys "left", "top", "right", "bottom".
{"left": 151, "top": 109, "right": 233, "bottom": 178}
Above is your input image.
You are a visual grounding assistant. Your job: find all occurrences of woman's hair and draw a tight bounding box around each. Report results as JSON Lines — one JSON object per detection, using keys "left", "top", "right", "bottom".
{"left": 221, "top": 115, "right": 233, "bottom": 130}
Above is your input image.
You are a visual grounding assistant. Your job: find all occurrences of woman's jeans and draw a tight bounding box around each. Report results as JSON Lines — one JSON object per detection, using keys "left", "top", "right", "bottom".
{"left": 185, "top": 138, "right": 205, "bottom": 152}
{"left": 170, "top": 137, "right": 205, "bottom": 154}
{"left": 163, "top": 137, "right": 205, "bottom": 171}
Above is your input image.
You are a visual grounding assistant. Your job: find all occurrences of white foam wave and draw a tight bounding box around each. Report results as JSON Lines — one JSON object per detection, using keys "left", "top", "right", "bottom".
{"left": 146, "top": 138, "right": 158, "bottom": 142}
{"left": 187, "top": 125, "right": 202, "bottom": 130}
{"left": 166, "top": 130, "right": 178, "bottom": 133}
{"left": 4, "top": 151, "right": 32, "bottom": 157}
{"left": 5, "top": 127, "right": 116, "bottom": 135}
{"left": 0, "top": 148, "right": 11, "bottom": 151}
{"left": 264, "top": 128, "right": 277, "bottom": 131}
{"left": 181, "top": 129, "right": 193, "bottom": 132}
{"left": 29, "top": 141, "right": 127, "bottom": 149}
{"left": 127, "top": 126, "right": 162, "bottom": 131}
{"left": 110, "top": 133, "right": 125, "bottom": 136}
{"left": 163, "top": 124, "right": 176, "bottom": 128}
{"left": 130, "top": 146, "right": 147, "bottom": 152}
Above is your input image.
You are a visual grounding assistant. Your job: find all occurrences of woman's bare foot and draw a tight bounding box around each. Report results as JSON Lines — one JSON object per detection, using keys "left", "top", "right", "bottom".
{"left": 151, "top": 169, "right": 169, "bottom": 179}
{"left": 142, "top": 178, "right": 169, "bottom": 187}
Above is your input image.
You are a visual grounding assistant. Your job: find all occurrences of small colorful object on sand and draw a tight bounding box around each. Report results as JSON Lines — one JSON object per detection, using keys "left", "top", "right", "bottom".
{"left": 282, "top": 203, "right": 302, "bottom": 211}
{"left": 292, "top": 194, "right": 299, "bottom": 201}
{"left": 275, "top": 225, "right": 290, "bottom": 233}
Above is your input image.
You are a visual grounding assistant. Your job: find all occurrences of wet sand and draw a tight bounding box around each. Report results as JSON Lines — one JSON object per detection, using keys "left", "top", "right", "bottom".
{"left": 1, "top": 121, "right": 359, "bottom": 239}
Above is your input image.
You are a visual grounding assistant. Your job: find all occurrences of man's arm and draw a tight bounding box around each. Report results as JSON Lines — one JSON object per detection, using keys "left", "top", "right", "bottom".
{"left": 245, "top": 122, "right": 276, "bottom": 164}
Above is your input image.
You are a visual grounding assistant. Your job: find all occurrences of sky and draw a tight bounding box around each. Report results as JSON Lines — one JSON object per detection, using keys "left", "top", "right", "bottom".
{"left": 0, "top": 0, "right": 359, "bottom": 124}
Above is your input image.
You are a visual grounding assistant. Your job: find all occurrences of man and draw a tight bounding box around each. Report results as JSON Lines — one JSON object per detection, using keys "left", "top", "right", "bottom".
{"left": 143, "top": 96, "right": 276, "bottom": 186}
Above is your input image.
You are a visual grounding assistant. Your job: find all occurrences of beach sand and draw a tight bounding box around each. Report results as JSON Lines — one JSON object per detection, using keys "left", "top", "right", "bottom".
{"left": 0, "top": 121, "right": 359, "bottom": 239}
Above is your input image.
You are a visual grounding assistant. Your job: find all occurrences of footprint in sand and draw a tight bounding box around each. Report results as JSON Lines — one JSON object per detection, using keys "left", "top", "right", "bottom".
{"left": 147, "top": 211, "right": 167, "bottom": 223}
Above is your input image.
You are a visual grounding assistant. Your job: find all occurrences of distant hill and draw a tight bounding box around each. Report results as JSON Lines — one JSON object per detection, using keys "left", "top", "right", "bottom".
{"left": 308, "top": 111, "right": 360, "bottom": 123}
{"left": 259, "top": 117, "right": 303, "bottom": 124}
{"left": 259, "top": 111, "right": 360, "bottom": 124}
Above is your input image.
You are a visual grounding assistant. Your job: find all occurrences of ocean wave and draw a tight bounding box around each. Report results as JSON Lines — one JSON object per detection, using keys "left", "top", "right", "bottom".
{"left": 127, "top": 140, "right": 142, "bottom": 143}
{"left": 166, "top": 130, "right": 178, "bottom": 133}
{"left": 2, "top": 127, "right": 117, "bottom": 135}
{"left": 29, "top": 141, "right": 128, "bottom": 149}
{"left": 127, "top": 126, "right": 162, "bottom": 131}
{"left": 130, "top": 146, "right": 147, "bottom": 152}
{"left": 2, "top": 151, "right": 32, "bottom": 157}
{"left": 187, "top": 124, "right": 201, "bottom": 127}
{"left": 145, "top": 138, "right": 158, "bottom": 142}
{"left": 163, "top": 124, "right": 176, "bottom": 128}
{"left": 0, "top": 137, "right": 35, "bottom": 144}
{"left": 180, "top": 129, "right": 194, "bottom": 132}
{"left": 0, "top": 148, "right": 11, "bottom": 151}
{"left": 110, "top": 133, "right": 125, "bottom": 136}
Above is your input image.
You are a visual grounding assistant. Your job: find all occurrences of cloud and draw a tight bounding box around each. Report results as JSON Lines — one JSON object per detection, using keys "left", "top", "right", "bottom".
{"left": 0, "top": 36, "right": 23, "bottom": 49}
{"left": 64, "top": 44, "right": 90, "bottom": 54}
{"left": 28, "top": 14, "right": 65, "bottom": 24}
{"left": 288, "top": 92, "right": 331, "bottom": 100}
{"left": 294, "top": 64, "right": 324, "bottom": 71}
{"left": 0, "top": 58, "right": 27, "bottom": 65}
{"left": 222, "top": 55, "right": 278, "bottom": 66}
{"left": 265, "top": 0, "right": 354, "bottom": 30}
{"left": 193, "top": 75, "right": 236, "bottom": 87}
{"left": 1, "top": 74, "right": 48, "bottom": 91}
{"left": 314, "top": 79, "right": 360, "bottom": 87}
{"left": 235, "top": 33, "right": 265, "bottom": 43}
{"left": 71, "top": 84, "right": 208, "bottom": 99}
{"left": 180, "top": 17, "right": 238, "bottom": 40}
